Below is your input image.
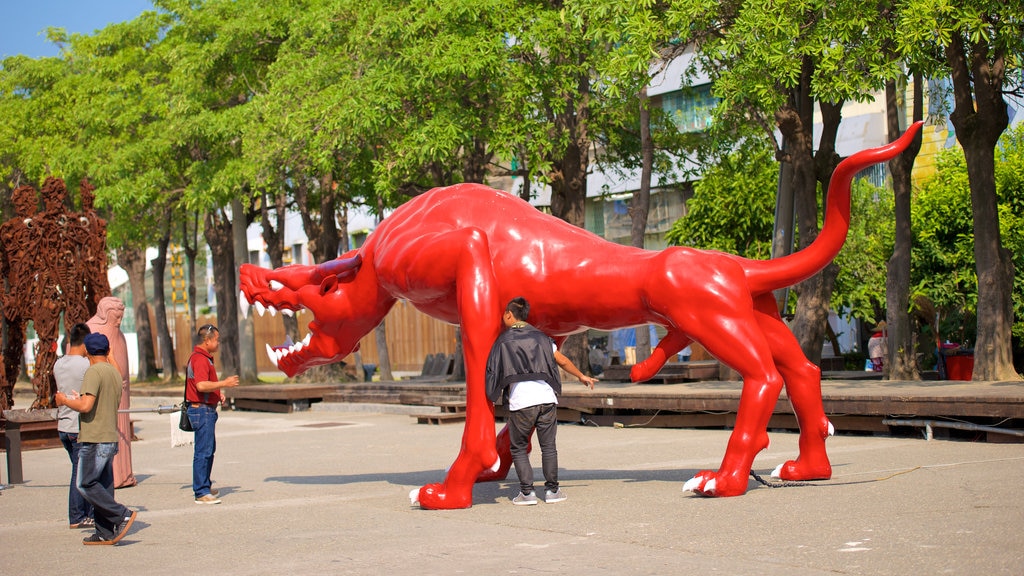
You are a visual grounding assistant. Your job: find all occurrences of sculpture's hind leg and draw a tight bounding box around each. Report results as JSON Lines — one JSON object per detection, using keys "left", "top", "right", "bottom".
{"left": 753, "top": 295, "right": 832, "bottom": 481}
{"left": 475, "top": 424, "right": 532, "bottom": 483}
{"left": 678, "top": 314, "right": 784, "bottom": 497}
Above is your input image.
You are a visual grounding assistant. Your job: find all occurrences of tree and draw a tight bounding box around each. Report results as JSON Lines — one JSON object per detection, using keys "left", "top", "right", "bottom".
{"left": 912, "top": 127, "right": 1024, "bottom": 374}
{"left": 898, "top": 0, "right": 1023, "bottom": 380}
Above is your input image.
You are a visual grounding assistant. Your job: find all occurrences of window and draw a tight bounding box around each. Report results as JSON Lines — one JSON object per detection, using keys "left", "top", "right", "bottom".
{"left": 661, "top": 84, "right": 717, "bottom": 133}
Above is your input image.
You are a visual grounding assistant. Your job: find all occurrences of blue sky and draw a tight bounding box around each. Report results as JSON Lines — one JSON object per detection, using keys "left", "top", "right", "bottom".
{"left": 0, "top": 0, "right": 154, "bottom": 59}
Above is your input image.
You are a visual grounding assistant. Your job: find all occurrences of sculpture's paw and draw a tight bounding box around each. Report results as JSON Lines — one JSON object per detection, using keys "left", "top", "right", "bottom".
{"left": 412, "top": 483, "right": 473, "bottom": 510}
{"left": 682, "top": 470, "right": 749, "bottom": 497}
{"left": 770, "top": 458, "right": 832, "bottom": 481}
{"left": 771, "top": 420, "right": 833, "bottom": 481}
{"left": 475, "top": 455, "right": 509, "bottom": 483}
{"left": 630, "top": 359, "right": 662, "bottom": 383}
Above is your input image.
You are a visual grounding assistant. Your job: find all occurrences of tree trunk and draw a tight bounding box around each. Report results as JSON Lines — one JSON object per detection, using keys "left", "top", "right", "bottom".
{"left": 884, "top": 75, "right": 924, "bottom": 381}
{"left": 261, "top": 189, "right": 298, "bottom": 343}
{"left": 374, "top": 322, "right": 392, "bottom": 381}
{"left": 631, "top": 87, "right": 654, "bottom": 364}
{"left": 151, "top": 215, "right": 177, "bottom": 380}
{"left": 776, "top": 73, "right": 843, "bottom": 366}
{"left": 232, "top": 197, "right": 257, "bottom": 382}
{"left": 944, "top": 35, "right": 1018, "bottom": 381}
{"left": 203, "top": 210, "right": 239, "bottom": 376}
{"left": 181, "top": 214, "right": 200, "bottom": 337}
{"left": 292, "top": 171, "right": 350, "bottom": 382}
{"left": 118, "top": 247, "right": 157, "bottom": 381}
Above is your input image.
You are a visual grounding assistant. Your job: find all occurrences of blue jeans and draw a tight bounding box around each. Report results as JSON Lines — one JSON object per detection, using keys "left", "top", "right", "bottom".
{"left": 77, "top": 442, "right": 130, "bottom": 539}
{"left": 60, "top": 432, "right": 94, "bottom": 525}
{"left": 188, "top": 404, "right": 218, "bottom": 497}
{"left": 508, "top": 403, "right": 559, "bottom": 495}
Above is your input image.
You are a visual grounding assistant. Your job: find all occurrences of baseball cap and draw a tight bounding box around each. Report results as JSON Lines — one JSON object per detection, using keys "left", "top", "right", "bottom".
{"left": 84, "top": 333, "right": 110, "bottom": 356}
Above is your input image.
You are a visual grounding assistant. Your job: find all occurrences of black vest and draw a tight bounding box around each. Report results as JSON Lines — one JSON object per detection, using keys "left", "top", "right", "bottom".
{"left": 485, "top": 325, "right": 562, "bottom": 405}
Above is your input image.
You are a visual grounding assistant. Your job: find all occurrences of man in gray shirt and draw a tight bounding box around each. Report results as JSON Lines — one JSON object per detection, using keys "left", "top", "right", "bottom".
{"left": 55, "top": 323, "right": 94, "bottom": 529}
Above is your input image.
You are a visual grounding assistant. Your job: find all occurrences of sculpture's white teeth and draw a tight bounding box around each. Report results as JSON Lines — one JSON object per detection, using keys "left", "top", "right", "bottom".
{"left": 269, "top": 280, "right": 284, "bottom": 291}
{"left": 409, "top": 488, "right": 420, "bottom": 505}
{"left": 682, "top": 477, "right": 702, "bottom": 492}
{"left": 265, "top": 333, "right": 314, "bottom": 368}
{"left": 239, "top": 292, "right": 250, "bottom": 319}
{"left": 281, "top": 308, "right": 294, "bottom": 317}
{"left": 268, "top": 306, "right": 277, "bottom": 317}
{"left": 255, "top": 301, "right": 266, "bottom": 316}
{"left": 771, "top": 463, "right": 784, "bottom": 479}
{"left": 827, "top": 421, "right": 835, "bottom": 437}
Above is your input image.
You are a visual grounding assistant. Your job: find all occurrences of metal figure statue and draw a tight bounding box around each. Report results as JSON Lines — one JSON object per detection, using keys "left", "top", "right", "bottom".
{"left": 239, "top": 123, "right": 923, "bottom": 507}
{"left": 0, "top": 177, "right": 111, "bottom": 410}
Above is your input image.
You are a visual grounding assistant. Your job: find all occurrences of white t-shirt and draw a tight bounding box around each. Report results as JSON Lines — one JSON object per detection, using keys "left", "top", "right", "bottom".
{"left": 507, "top": 343, "right": 559, "bottom": 411}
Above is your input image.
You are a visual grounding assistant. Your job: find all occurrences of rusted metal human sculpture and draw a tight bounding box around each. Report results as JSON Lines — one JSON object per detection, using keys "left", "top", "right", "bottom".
{"left": 239, "top": 123, "right": 922, "bottom": 508}
{"left": 0, "top": 185, "right": 40, "bottom": 410}
{"left": 0, "top": 177, "right": 110, "bottom": 410}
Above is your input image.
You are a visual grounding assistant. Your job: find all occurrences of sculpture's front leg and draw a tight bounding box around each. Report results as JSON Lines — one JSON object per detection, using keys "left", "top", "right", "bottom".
{"left": 408, "top": 229, "right": 501, "bottom": 509}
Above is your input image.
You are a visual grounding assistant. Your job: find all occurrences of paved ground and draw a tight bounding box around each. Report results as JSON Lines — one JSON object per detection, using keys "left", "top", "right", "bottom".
{"left": 2, "top": 394, "right": 1022, "bottom": 575}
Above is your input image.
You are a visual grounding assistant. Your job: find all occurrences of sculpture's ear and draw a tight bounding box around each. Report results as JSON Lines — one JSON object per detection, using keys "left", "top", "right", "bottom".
{"left": 318, "top": 266, "right": 359, "bottom": 295}
{"left": 320, "top": 276, "right": 338, "bottom": 295}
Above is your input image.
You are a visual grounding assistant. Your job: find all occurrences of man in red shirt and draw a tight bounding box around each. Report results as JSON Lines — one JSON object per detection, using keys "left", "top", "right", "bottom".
{"left": 184, "top": 324, "right": 239, "bottom": 504}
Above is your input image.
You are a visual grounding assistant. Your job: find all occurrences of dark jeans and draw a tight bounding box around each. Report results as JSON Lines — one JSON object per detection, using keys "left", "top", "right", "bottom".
{"left": 188, "top": 404, "right": 218, "bottom": 497}
{"left": 508, "top": 403, "right": 559, "bottom": 495}
{"left": 77, "top": 442, "right": 130, "bottom": 539}
{"left": 59, "top": 431, "right": 94, "bottom": 525}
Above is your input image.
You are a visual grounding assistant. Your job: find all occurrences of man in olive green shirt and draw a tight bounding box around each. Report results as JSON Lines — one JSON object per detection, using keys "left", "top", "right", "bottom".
{"left": 55, "top": 333, "right": 137, "bottom": 545}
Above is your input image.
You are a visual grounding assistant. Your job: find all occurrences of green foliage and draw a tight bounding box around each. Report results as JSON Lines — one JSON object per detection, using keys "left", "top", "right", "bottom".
{"left": 665, "top": 138, "right": 776, "bottom": 259}
{"left": 912, "top": 124, "right": 1024, "bottom": 343}
{"left": 832, "top": 179, "right": 895, "bottom": 324}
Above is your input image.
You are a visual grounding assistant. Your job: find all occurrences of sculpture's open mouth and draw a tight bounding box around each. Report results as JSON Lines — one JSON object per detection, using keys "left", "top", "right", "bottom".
{"left": 238, "top": 285, "right": 317, "bottom": 372}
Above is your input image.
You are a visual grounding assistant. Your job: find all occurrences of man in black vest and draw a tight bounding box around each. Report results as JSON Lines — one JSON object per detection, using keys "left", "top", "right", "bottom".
{"left": 486, "top": 297, "right": 596, "bottom": 505}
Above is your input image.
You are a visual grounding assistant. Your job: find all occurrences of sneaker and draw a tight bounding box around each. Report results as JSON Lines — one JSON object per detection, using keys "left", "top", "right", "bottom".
{"left": 70, "top": 518, "right": 95, "bottom": 529}
{"left": 195, "top": 494, "right": 222, "bottom": 505}
{"left": 210, "top": 488, "right": 219, "bottom": 497}
{"left": 512, "top": 491, "right": 538, "bottom": 506}
{"left": 545, "top": 489, "right": 567, "bottom": 503}
{"left": 110, "top": 510, "right": 137, "bottom": 545}
{"left": 82, "top": 533, "right": 113, "bottom": 546}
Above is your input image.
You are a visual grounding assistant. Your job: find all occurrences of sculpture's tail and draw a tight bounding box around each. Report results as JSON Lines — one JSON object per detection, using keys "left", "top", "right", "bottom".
{"left": 744, "top": 121, "right": 923, "bottom": 294}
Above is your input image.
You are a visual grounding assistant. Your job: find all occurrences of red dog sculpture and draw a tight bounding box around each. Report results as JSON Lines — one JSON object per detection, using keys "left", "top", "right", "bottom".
{"left": 239, "top": 123, "right": 922, "bottom": 508}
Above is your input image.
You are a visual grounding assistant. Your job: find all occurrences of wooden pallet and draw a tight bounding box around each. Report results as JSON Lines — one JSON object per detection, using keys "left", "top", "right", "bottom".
{"left": 411, "top": 401, "right": 466, "bottom": 425}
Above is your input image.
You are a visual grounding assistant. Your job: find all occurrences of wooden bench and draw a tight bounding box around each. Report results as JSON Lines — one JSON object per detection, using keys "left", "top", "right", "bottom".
{"left": 600, "top": 360, "right": 721, "bottom": 383}
{"left": 224, "top": 383, "right": 346, "bottom": 413}
{"left": 2, "top": 409, "right": 60, "bottom": 484}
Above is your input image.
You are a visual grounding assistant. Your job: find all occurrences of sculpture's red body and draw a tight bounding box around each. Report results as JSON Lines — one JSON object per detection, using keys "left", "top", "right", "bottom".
{"left": 239, "top": 123, "right": 922, "bottom": 508}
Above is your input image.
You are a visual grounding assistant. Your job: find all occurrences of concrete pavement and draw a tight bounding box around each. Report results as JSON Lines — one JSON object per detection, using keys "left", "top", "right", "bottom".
{"left": 2, "top": 395, "right": 1022, "bottom": 575}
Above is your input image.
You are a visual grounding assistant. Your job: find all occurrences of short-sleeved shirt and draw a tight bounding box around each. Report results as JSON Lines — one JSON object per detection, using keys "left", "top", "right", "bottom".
{"left": 78, "top": 362, "right": 122, "bottom": 443}
{"left": 55, "top": 354, "right": 90, "bottom": 434}
{"left": 186, "top": 345, "right": 218, "bottom": 405}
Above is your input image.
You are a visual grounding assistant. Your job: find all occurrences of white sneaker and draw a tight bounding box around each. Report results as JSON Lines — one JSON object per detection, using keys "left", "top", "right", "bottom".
{"left": 512, "top": 491, "right": 538, "bottom": 506}
{"left": 545, "top": 489, "right": 567, "bottom": 503}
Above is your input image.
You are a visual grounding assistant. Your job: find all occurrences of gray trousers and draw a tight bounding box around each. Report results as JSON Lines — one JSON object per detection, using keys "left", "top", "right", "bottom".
{"left": 508, "top": 403, "right": 559, "bottom": 494}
